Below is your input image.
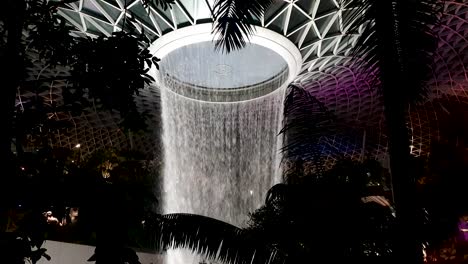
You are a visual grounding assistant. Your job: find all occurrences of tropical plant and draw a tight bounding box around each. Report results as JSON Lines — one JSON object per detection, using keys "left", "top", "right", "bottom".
{"left": 79, "top": 148, "right": 158, "bottom": 263}
{"left": 144, "top": 213, "right": 285, "bottom": 264}
{"left": 68, "top": 31, "right": 157, "bottom": 132}
{"left": 250, "top": 158, "right": 396, "bottom": 262}
{"left": 0, "top": 209, "right": 50, "bottom": 264}
{"left": 280, "top": 84, "right": 336, "bottom": 177}
{"left": 139, "top": 158, "right": 395, "bottom": 264}
{"left": 340, "top": 0, "right": 441, "bottom": 262}
{"left": 2, "top": 146, "right": 159, "bottom": 262}
{"left": 143, "top": 0, "right": 274, "bottom": 53}
{"left": 25, "top": 0, "right": 77, "bottom": 67}
{"left": 2, "top": 2, "right": 165, "bottom": 262}
{"left": 142, "top": 0, "right": 175, "bottom": 11}
{"left": 87, "top": 245, "right": 141, "bottom": 264}
{"left": 1, "top": 0, "right": 79, "bottom": 163}
{"left": 83, "top": 148, "right": 157, "bottom": 216}
{"left": 211, "top": 0, "right": 273, "bottom": 52}
{"left": 2, "top": 0, "right": 168, "bottom": 161}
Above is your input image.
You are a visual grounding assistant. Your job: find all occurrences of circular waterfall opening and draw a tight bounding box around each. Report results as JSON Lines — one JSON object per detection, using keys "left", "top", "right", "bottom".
{"left": 150, "top": 24, "right": 302, "bottom": 102}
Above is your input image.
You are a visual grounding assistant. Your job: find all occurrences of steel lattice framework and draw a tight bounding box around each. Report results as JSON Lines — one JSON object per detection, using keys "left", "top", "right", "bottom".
{"left": 17, "top": 0, "right": 468, "bottom": 161}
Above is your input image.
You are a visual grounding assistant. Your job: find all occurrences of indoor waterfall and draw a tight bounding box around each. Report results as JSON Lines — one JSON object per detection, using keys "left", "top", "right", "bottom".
{"left": 155, "top": 35, "right": 296, "bottom": 264}
{"left": 160, "top": 85, "right": 286, "bottom": 225}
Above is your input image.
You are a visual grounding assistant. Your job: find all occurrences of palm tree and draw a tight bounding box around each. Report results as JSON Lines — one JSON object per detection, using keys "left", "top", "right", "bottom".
{"left": 340, "top": 0, "right": 441, "bottom": 263}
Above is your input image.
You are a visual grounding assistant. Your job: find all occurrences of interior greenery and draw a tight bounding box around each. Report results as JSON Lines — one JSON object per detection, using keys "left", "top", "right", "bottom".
{"left": 0, "top": 146, "right": 158, "bottom": 263}
{"left": 142, "top": 158, "right": 395, "bottom": 264}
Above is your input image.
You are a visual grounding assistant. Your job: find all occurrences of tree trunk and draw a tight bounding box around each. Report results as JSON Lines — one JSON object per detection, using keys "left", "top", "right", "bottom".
{"left": 383, "top": 91, "right": 422, "bottom": 264}
{"left": 0, "top": 0, "right": 25, "bottom": 209}
{"left": 375, "top": 1, "right": 423, "bottom": 262}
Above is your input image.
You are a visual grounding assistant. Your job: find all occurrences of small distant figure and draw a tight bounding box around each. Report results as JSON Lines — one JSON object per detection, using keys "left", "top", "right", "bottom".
{"left": 458, "top": 216, "right": 468, "bottom": 242}
{"left": 43, "top": 211, "right": 61, "bottom": 226}
{"left": 456, "top": 216, "right": 468, "bottom": 261}
{"left": 68, "top": 207, "right": 79, "bottom": 224}
{"left": 43, "top": 207, "right": 79, "bottom": 226}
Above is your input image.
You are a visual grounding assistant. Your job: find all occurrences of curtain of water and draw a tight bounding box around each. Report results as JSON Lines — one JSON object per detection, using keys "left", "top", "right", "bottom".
{"left": 158, "top": 45, "right": 287, "bottom": 264}
{"left": 161, "top": 87, "right": 285, "bottom": 223}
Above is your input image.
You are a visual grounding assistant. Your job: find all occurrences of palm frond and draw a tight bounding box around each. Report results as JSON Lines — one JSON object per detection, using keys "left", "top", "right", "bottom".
{"left": 148, "top": 213, "right": 285, "bottom": 264}
{"left": 141, "top": 0, "right": 175, "bottom": 11}
{"left": 280, "top": 85, "right": 336, "bottom": 173}
{"left": 87, "top": 247, "right": 140, "bottom": 264}
{"left": 212, "top": 0, "right": 273, "bottom": 53}
{"left": 341, "top": 0, "right": 441, "bottom": 103}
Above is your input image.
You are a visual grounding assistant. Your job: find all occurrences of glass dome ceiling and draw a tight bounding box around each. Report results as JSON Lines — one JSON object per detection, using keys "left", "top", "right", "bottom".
{"left": 18, "top": 0, "right": 468, "bottom": 161}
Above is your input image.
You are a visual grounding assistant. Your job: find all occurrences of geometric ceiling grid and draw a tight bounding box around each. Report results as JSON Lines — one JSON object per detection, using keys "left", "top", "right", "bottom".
{"left": 56, "top": 0, "right": 364, "bottom": 78}
{"left": 409, "top": 0, "right": 468, "bottom": 157}
{"left": 16, "top": 0, "right": 468, "bottom": 161}
{"left": 51, "top": 0, "right": 369, "bottom": 158}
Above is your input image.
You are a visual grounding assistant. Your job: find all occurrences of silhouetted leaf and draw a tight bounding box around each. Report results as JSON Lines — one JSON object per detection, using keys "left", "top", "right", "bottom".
{"left": 142, "top": 0, "right": 175, "bottom": 11}
{"left": 280, "top": 85, "right": 336, "bottom": 174}
{"left": 68, "top": 31, "right": 158, "bottom": 132}
{"left": 341, "top": 0, "right": 441, "bottom": 103}
{"left": 146, "top": 213, "right": 285, "bottom": 264}
{"left": 212, "top": 0, "right": 273, "bottom": 53}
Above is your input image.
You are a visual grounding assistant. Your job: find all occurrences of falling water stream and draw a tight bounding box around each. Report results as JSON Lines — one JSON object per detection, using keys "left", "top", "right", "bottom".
{"left": 158, "top": 41, "right": 289, "bottom": 264}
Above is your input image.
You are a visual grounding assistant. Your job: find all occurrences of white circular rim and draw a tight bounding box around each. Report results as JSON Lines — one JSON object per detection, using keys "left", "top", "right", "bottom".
{"left": 149, "top": 24, "right": 303, "bottom": 85}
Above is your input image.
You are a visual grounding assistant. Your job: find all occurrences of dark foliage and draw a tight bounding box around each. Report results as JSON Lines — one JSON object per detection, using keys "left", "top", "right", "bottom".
{"left": 142, "top": 0, "right": 175, "bottom": 11}
{"left": 68, "top": 31, "right": 157, "bottom": 132}
{"left": 17, "top": 0, "right": 161, "bottom": 134}
{"left": 0, "top": 210, "right": 50, "bottom": 264}
{"left": 8, "top": 146, "right": 157, "bottom": 257}
{"left": 14, "top": 148, "right": 84, "bottom": 209}
{"left": 13, "top": 95, "right": 73, "bottom": 154}
{"left": 341, "top": 0, "right": 441, "bottom": 104}
{"left": 432, "top": 95, "right": 468, "bottom": 146}
{"left": 1, "top": 1, "right": 159, "bottom": 263}
{"left": 341, "top": 0, "right": 442, "bottom": 262}
{"left": 142, "top": 159, "right": 394, "bottom": 264}
{"left": 88, "top": 246, "right": 140, "bottom": 264}
{"left": 418, "top": 143, "right": 468, "bottom": 247}
{"left": 0, "top": 0, "right": 27, "bottom": 210}
{"left": 212, "top": 0, "right": 273, "bottom": 52}
{"left": 247, "top": 159, "right": 395, "bottom": 263}
{"left": 356, "top": 202, "right": 396, "bottom": 260}
{"left": 1, "top": 0, "right": 162, "bottom": 154}
{"left": 86, "top": 180, "right": 141, "bottom": 264}
{"left": 144, "top": 213, "right": 285, "bottom": 264}
{"left": 82, "top": 148, "right": 158, "bottom": 223}
{"left": 280, "top": 84, "right": 336, "bottom": 175}
{"left": 81, "top": 149, "right": 158, "bottom": 263}
{"left": 25, "top": 0, "right": 77, "bottom": 67}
